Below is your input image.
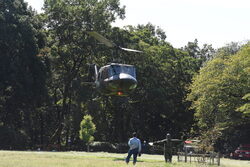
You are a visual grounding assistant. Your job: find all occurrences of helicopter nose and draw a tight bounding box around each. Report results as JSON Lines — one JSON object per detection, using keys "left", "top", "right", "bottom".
{"left": 119, "top": 73, "right": 137, "bottom": 82}
{"left": 105, "top": 73, "right": 137, "bottom": 90}
{"left": 118, "top": 73, "right": 137, "bottom": 90}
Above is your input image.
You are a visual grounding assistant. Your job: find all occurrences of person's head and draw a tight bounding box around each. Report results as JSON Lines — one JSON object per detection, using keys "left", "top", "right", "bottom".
{"left": 166, "top": 133, "right": 171, "bottom": 139}
{"left": 133, "top": 132, "right": 137, "bottom": 137}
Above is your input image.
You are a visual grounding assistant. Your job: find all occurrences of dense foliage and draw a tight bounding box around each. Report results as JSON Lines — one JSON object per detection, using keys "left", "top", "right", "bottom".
{"left": 187, "top": 44, "right": 250, "bottom": 151}
{"left": 0, "top": 0, "right": 249, "bottom": 152}
{"left": 0, "top": 0, "right": 48, "bottom": 149}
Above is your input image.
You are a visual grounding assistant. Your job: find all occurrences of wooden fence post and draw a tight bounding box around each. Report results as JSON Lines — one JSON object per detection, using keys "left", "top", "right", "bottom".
{"left": 185, "top": 147, "right": 187, "bottom": 162}
{"left": 217, "top": 152, "right": 220, "bottom": 166}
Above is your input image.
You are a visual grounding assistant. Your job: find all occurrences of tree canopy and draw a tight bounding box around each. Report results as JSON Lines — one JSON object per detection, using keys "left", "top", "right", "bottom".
{"left": 187, "top": 43, "right": 250, "bottom": 148}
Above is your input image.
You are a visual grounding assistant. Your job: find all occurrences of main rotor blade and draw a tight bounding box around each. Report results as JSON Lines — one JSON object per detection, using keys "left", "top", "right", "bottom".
{"left": 86, "top": 31, "right": 115, "bottom": 48}
{"left": 119, "top": 47, "right": 143, "bottom": 53}
{"left": 86, "top": 31, "right": 143, "bottom": 53}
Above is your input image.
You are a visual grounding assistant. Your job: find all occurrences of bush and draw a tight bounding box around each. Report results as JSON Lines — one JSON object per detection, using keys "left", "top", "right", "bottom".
{"left": 148, "top": 145, "right": 163, "bottom": 154}
{"left": 115, "top": 143, "right": 128, "bottom": 153}
{"left": 89, "top": 141, "right": 164, "bottom": 154}
{"left": 89, "top": 142, "right": 116, "bottom": 152}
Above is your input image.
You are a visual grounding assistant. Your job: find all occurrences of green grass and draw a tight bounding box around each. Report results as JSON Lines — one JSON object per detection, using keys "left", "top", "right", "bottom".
{"left": 0, "top": 151, "right": 249, "bottom": 167}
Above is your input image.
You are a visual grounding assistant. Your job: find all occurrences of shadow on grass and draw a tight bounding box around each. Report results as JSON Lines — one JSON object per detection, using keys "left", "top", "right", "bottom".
{"left": 113, "top": 157, "right": 145, "bottom": 162}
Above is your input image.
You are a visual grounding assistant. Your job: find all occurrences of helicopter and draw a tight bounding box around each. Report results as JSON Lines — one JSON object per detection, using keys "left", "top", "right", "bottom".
{"left": 85, "top": 31, "right": 142, "bottom": 96}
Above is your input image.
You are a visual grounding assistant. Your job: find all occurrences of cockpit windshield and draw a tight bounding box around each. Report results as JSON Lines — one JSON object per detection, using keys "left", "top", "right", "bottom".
{"left": 109, "top": 65, "right": 136, "bottom": 77}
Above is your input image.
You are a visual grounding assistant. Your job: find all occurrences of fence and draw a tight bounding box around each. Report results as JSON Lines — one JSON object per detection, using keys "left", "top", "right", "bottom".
{"left": 177, "top": 152, "right": 220, "bottom": 166}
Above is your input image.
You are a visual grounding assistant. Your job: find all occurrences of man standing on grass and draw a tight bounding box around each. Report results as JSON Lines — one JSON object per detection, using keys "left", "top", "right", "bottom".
{"left": 126, "top": 132, "right": 142, "bottom": 165}
{"left": 153, "top": 133, "right": 173, "bottom": 162}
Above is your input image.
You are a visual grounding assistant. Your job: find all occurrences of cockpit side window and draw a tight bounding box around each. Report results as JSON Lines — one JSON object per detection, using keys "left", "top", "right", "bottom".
{"left": 98, "top": 71, "right": 101, "bottom": 80}
{"left": 109, "top": 65, "right": 121, "bottom": 75}
{"left": 101, "top": 67, "right": 109, "bottom": 79}
{"left": 121, "top": 66, "right": 136, "bottom": 77}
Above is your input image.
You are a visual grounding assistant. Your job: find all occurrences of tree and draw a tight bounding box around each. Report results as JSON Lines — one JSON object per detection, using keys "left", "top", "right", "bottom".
{"left": 109, "top": 24, "right": 201, "bottom": 140}
{"left": 0, "top": 0, "right": 48, "bottom": 148}
{"left": 183, "top": 39, "right": 215, "bottom": 68}
{"left": 43, "top": 0, "right": 125, "bottom": 146}
{"left": 237, "top": 93, "right": 250, "bottom": 114}
{"left": 184, "top": 39, "right": 200, "bottom": 58}
{"left": 187, "top": 43, "right": 250, "bottom": 148}
{"left": 200, "top": 44, "right": 216, "bottom": 64}
{"left": 79, "top": 114, "right": 96, "bottom": 152}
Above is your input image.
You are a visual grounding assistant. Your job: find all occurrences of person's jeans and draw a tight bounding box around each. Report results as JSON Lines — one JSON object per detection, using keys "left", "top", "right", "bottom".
{"left": 126, "top": 148, "right": 139, "bottom": 164}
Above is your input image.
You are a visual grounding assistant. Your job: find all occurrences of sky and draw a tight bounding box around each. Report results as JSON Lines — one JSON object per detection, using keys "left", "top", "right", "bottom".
{"left": 24, "top": 0, "right": 250, "bottom": 48}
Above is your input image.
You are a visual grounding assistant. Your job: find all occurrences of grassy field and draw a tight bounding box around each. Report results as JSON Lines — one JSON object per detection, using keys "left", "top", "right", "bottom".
{"left": 0, "top": 151, "right": 249, "bottom": 167}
